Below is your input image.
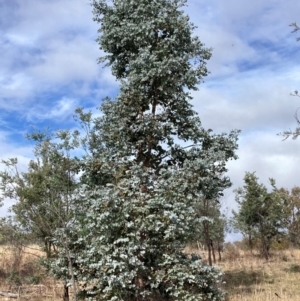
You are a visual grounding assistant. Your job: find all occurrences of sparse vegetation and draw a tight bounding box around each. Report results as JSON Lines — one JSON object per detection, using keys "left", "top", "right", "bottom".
{"left": 0, "top": 244, "right": 74, "bottom": 300}
{"left": 1, "top": 244, "right": 300, "bottom": 300}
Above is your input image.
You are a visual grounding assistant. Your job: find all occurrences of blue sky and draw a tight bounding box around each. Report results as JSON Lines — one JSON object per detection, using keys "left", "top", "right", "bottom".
{"left": 1, "top": 0, "right": 300, "bottom": 241}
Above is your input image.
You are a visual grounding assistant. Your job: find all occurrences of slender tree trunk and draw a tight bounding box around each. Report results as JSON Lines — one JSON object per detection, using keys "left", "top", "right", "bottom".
{"left": 211, "top": 240, "right": 216, "bottom": 264}
{"left": 262, "top": 242, "right": 269, "bottom": 260}
{"left": 197, "top": 240, "right": 205, "bottom": 258}
{"left": 248, "top": 233, "right": 253, "bottom": 255}
{"left": 45, "top": 241, "right": 51, "bottom": 259}
{"left": 196, "top": 240, "right": 201, "bottom": 252}
{"left": 63, "top": 281, "right": 69, "bottom": 301}
{"left": 64, "top": 242, "right": 77, "bottom": 301}
{"left": 207, "top": 242, "right": 212, "bottom": 266}
{"left": 217, "top": 241, "right": 222, "bottom": 262}
{"left": 203, "top": 221, "right": 213, "bottom": 266}
{"left": 259, "top": 217, "right": 269, "bottom": 260}
{"left": 262, "top": 237, "right": 270, "bottom": 260}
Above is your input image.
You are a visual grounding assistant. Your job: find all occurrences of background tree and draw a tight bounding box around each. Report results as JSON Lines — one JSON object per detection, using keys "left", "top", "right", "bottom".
{"left": 0, "top": 131, "right": 79, "bottom": 257}
{"left": 208, "top": 211, "right": 227, "bottom": 263}
{"left": 194, "top": 198, "right": 227, "bottom": 265}
{"left": 0, "top": 130, "right": 80, "bottom": 301}
{"left": 232, "top": 172, "right": 286, "bottom": 260}
{"left": 277, "top": 186, "right": 300, "bottom": 247}
{"left": 46, "top": 0, "right": 240, "bottom": 300}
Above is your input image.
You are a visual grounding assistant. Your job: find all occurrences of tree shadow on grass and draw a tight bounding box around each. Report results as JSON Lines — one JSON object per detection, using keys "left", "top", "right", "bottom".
{"left": 222, "top": 270, "right": 267, "bottom": 295}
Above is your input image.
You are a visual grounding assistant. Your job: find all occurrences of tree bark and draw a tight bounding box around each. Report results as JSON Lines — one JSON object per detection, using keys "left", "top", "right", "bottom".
{"left": 203, "top": 220, "right": 212, "bottom": 266}
{"left": 217, "top": 241, "right": 222, "bottom": 262}
{"left": 248, "top": 233, "right": 253, "bottom": 255}
{"left": 207, "top": 242, "right": 212, "bottom": 266}
{"left": 64, "top": 241, "right": 77, "bottom": 301}
{"left": 63, "top": 281, "right": 69, "bottom": 301}
{"left": 211, "top": 240, "right": 216, "bottom": 264}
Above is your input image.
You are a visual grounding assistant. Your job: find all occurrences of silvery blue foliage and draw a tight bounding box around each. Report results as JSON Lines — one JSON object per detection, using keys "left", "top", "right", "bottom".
{"left": 48, "top": 0, "right": 239, "bottom": 300}
{"left": 66, "top": 162, "right": 228, "bottom": 300}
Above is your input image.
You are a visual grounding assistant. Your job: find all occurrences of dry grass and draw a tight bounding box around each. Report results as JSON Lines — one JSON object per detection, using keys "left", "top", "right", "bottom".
{"left": 0, "top": 245, "right": 66, "bottom": 300}
{"left": 220, "top": 248, "right": 300, "bottom": 301}
{"left": 1, "top": 244, "right": 300, "bottom": 300}
{"left": 186, "top": 244, "right": 300, "bottom": 300}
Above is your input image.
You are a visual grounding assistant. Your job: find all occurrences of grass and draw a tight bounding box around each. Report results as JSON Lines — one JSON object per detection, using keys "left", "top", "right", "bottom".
{"left": 1, "top": 244, "right": 300, "bottom": 300}
{"left": 223, "top": 251, "right": 300, "bottom": 300}
{"left": 197, "top": 246, "right": 300, "bottom": 300}
{"left": 0, "top": 244, "right": 66, "bottom": 300}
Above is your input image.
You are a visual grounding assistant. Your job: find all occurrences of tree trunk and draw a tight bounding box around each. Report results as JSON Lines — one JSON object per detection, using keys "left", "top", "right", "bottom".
{"left": 217, "top": 241, "right": 222, "bottom": 262}
{"left": 248, "top": 233, "right": 253, "bottom": 255}
{"left": 64, "top": 241, "right": 77, "bottom": 301}
{"left": 45, "top": 241, "right": 51, "bottom": 259}
{"left": 63, "top": 281, "right": 69, "bottom": 301}
{"left": 260, "top": 233, "right": 270, "bottom": 260}
{"left": 207, "top": 242, "right": 212, "bottom": 266}
{"left": 211, "top": 240, "right": 216, "bottom": 264}
{"left": 203, "top": 221, "right": 212, "bottom": 266}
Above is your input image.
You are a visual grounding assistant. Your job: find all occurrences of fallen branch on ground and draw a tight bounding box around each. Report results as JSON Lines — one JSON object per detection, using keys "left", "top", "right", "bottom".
{"left": 0, "top": 291, "right": 19, "bottom": 299}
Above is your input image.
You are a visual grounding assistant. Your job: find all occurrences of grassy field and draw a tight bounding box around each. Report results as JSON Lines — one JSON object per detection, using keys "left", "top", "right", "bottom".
{"left": 0, "top": 244, "right": 65, "bottom": 300}
{"left": 219, "top": 247, "right": 300, "bottom": 300}
{"left": 1, "top": 244, "right": 300, "bottom": 300}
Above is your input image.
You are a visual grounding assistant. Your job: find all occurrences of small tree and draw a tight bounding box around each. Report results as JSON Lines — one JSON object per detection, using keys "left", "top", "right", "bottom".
{"left": 194, "top": 199, "right": 227, "bottom": 265}
{"left": 0, "top": 132, "right": 79, "bottom": 256}
{"left": 232, "top": 172, "right": 286, "bottom": 260}
{"left": 0, "top": 131, "right": 80, "bottom": 300}
{"left": 277, "top": 186, "right": 300, "bottom": 247}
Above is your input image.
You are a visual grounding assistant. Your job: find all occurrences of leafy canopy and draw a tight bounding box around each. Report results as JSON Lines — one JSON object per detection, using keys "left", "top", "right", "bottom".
{"left": 232, "top": 172, "right": 286, "bottom": 259}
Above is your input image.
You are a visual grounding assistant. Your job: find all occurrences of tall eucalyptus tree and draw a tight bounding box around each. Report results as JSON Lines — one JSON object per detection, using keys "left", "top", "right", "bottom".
{"left": 50, "top": 1, "right": 239, "bottom": 300}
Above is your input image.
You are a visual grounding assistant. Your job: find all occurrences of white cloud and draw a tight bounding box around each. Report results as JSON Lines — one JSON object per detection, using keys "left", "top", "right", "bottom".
{"left": 25, "top": 97, "right": 78, "bottom": 121}
{"left": 28, "top": 37, "right": 100, "bottom": 84}
{"left": 191, "top": 66, "right": 300, "bottom": 135}
{"left": 0, "top": 0, "right": 117, "bottom": 116}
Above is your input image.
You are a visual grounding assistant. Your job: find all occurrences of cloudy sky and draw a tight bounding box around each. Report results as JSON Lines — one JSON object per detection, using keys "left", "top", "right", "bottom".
{"left": 1, "top": 0, "right": 300, "bottom": 240}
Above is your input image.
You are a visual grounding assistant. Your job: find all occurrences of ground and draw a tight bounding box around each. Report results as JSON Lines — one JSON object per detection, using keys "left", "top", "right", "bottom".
{"left": 1, "top": 244, "right": 300, "bottom": 300}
